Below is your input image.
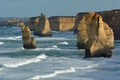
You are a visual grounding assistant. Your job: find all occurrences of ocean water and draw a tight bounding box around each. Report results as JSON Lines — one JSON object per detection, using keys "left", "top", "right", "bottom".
{"left": 0, "top": 26, "right": 120, "bottom": 80}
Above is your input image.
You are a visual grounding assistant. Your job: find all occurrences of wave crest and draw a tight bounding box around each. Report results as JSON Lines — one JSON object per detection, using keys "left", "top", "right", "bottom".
{"left": 0, "top": 42, "right": 4, "bottom": 45}
{"left": 3, "top": 54, "right": 47, "bottom": 68}
{"left": 59, "top": 42, "right": 69, "bottom": 45}
{"left": 29, "top": 67, "right": 76, "bottom": 80}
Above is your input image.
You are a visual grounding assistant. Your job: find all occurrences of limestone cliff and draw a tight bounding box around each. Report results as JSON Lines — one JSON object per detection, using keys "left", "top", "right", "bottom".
{"left": 49, "top": 16, "right": 76, "bottom": 31}
{"left": 20, "top": 23, "right": 37, "bottom": 49}
{"left": 76, "top": 12, "right": 114, "bottom": 58}
{"left": 75, "top": 9, "right": 120, "bottom": 40}
{"left": 27, "top": 17, "right": 38, "bottom": 31}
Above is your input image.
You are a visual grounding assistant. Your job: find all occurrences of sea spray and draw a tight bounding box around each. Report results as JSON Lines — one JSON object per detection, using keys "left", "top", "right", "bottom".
{"left": 3, "top": 54, "right": 47, "bottom": 68}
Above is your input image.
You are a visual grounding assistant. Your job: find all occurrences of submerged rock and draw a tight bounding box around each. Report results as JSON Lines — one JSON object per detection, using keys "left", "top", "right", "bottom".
{"left": 76, "top": 12, "right": 114, "bottom": 58}
{"left": 20, "top": 23, "right": 37, "bottom": 49}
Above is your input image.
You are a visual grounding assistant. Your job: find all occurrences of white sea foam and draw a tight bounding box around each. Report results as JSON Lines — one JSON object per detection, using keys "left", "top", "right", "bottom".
{"left": 0, "top": 68, "right": 3, "bottom": 71}
{"left": 52, "top": 45, "right": 58, "bottom": 48}
{"left": 36, "top": 37, "right": 66, "bottom": 41}
{"left": 0, "top": 42, "right": 4, "bottom": 45}
{"left": 28, "top": 65, "right": 94, "bottom": 80}
{"left": 59, "top": 42, "right": 69, "bottom": 45}
{"left": 0, "top": 36, "right": 22, "bottom": 40}
{"left": 3, "top": 54, "right": 47, "bottom": 68}
{"left": 75, "top": 65, "right": 93, "bottom": 70}
{"left": 14, "top": 36, "right": 22, "bottom": 39}
{"left": 33, "top": 47, "right": 61, "bottom": 51}
{"left": 29, "top": 67, "right": 76, "bottom": 80}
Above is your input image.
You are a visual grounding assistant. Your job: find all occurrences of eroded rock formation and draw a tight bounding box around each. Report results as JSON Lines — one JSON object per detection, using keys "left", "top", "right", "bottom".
{"left": 75, "top": 9, "right": 120, "bottom": 40}
{"left": 20, "top": 23, "right": 37, "bottom": 49}
{"left": 34, "top": 13, "right": 52, "bottom": 36}
{"left": 76, "top": 12, "right": 114, "bottom": 58}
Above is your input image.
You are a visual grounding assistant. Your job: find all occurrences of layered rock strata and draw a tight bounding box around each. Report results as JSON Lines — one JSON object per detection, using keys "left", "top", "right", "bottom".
{"left": 20, "top": 23, "right": 37, "bottom": 49}
{"left": 76, "top": 12, "right": 114, "bottom": 58}
{"left": 49, "top": 16, "right": 76, "bottom": 31}
{"left": 75, "top": 9, "right": 120, "bottom": 40}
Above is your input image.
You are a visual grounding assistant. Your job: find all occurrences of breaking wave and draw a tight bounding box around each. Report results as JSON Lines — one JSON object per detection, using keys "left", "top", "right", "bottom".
{"left": 59, "top": 41, "right": 69, "bottom": 45}
{"left": 33, "top": 47, "right": 61, "bottom": 51}
{"left": 29, "top": 67, "right": 76, "bottom": 80}
{"left": 0, "top": 42, "right": 4, "bottom": 45}
{"left": 28, "top": 65, "right": 93, "bottom": 80}
{"left": 36, "top": 37, "right": 67, "bottom": 41}
{"left": 0, "top": 36, "right": 22, "bottom": 40}
{"left": 52, "top": 45, "right": 58, "bottom": 48}
{"left": 3, "top": 54, "right": 47, "bottom": 68}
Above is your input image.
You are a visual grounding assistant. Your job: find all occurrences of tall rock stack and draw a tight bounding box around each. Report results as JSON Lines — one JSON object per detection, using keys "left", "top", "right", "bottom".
{"left": 76, "top": 12, "right": 114, "bottom": 58}
{"left": 20, "top": 23, "right": 37, "bottom": 49}
{"left": 34, "top": 13, "right": 52, "bottom": 36}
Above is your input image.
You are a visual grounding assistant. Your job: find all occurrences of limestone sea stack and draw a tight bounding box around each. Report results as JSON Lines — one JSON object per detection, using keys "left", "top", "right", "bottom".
{"left": 20, "top": 23, "right": 37, "bottom": 49}
{"left": 34, "top": 13, "right": 52, "bottom": 36}
{"left": 76, "top": 12, "right": 114, "bottom": 58}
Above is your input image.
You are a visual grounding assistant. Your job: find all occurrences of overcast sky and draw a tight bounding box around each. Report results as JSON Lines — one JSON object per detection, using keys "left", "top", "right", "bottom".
{"left": 0, "top": 0, "right": 120, "bottom": 17}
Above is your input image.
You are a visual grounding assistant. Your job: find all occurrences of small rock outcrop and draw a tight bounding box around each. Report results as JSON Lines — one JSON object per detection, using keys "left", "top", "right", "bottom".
{"left": 34, "top": 13, "right": 52, "bottom": 36}
{"left": 76, "top": 12, "right": 114, "bottom": 58}
{"left": 20, "top": 23, "right": 37, "bottom": 49}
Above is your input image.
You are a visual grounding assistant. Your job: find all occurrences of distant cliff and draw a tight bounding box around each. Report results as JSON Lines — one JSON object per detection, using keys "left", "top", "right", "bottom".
{"left": 49, "top": 16, "right": 76, "bottom": 31}
{"left": 28, "top": 16, "right": 76, "bottom": 31}
{"left": 76, "top": 9, "right": 120, "bottom": 40}
{"left": 0, "top": 17, "right": 28, "bottom": 27}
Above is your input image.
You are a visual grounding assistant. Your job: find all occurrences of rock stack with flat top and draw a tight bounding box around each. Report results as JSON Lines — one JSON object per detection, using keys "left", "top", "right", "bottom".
{"left": 20, "top": 23, "right": 37, "bottom": 49}
{"left": 34, "top": 13, "right": 52, "bottom": 36}
{"left": 76, "top": 12, "right": 114, "bottom": 58}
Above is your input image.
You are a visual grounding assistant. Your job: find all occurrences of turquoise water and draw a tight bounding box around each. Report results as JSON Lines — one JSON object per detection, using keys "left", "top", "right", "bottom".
{"left": 0, "top": 26, "right": 120, "bottom": 80}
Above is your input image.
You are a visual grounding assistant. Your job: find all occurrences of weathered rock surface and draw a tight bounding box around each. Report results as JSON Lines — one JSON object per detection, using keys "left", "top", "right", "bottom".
{"left": 20, "top": 23, "right": 37, "bottom": 49}
{"left": 75, "top": 9, "right": 120, "bottom": 40}
{"left": 49, "top": 16, "right": 76, "bottom": 31}
{"left": 76, "top": 12, "right": 114, "bottom": 58}
{"left": 34, "top": 13, "right": 52, "bottom": 36}
{"left": 27, "top": 17, "right": 37, "bottom": 31}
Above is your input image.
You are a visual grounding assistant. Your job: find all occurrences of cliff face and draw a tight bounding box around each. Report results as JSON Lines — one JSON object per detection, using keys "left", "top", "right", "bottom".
{"left": 76, "top": 9, "right": 120, "bottom": 40}
{"left": 49, "top": 16, "right": 76, "bottom": 31}
{"left": 99, "top": 9, "right": 120, "bottom": 40}
{"left": 27, "top": 17, "right": 38, "bottom": 31}
{"left": 76, "top": 12, "right": 114, "bottom": 58}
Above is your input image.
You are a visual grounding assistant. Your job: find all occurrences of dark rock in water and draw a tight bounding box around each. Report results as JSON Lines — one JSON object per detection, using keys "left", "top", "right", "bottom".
{"left": 85, "top": 40, "right": 112, "bottom": 58}
{"left": 20, "top": 23, "right": 37, "bottom": 49}
{"left": 76, "top": 12, "right": 114, "bottom": 58}
{"left": 76, "top": 42, "right": 86, "bottom": 49}
{"left": 34, "top": 31, "right": 52, "bottom": 37}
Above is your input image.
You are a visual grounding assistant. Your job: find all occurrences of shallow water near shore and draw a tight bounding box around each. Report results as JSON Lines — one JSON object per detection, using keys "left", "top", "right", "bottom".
{"left": 0, "top": 26, "right": 120, "bottom": 80}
